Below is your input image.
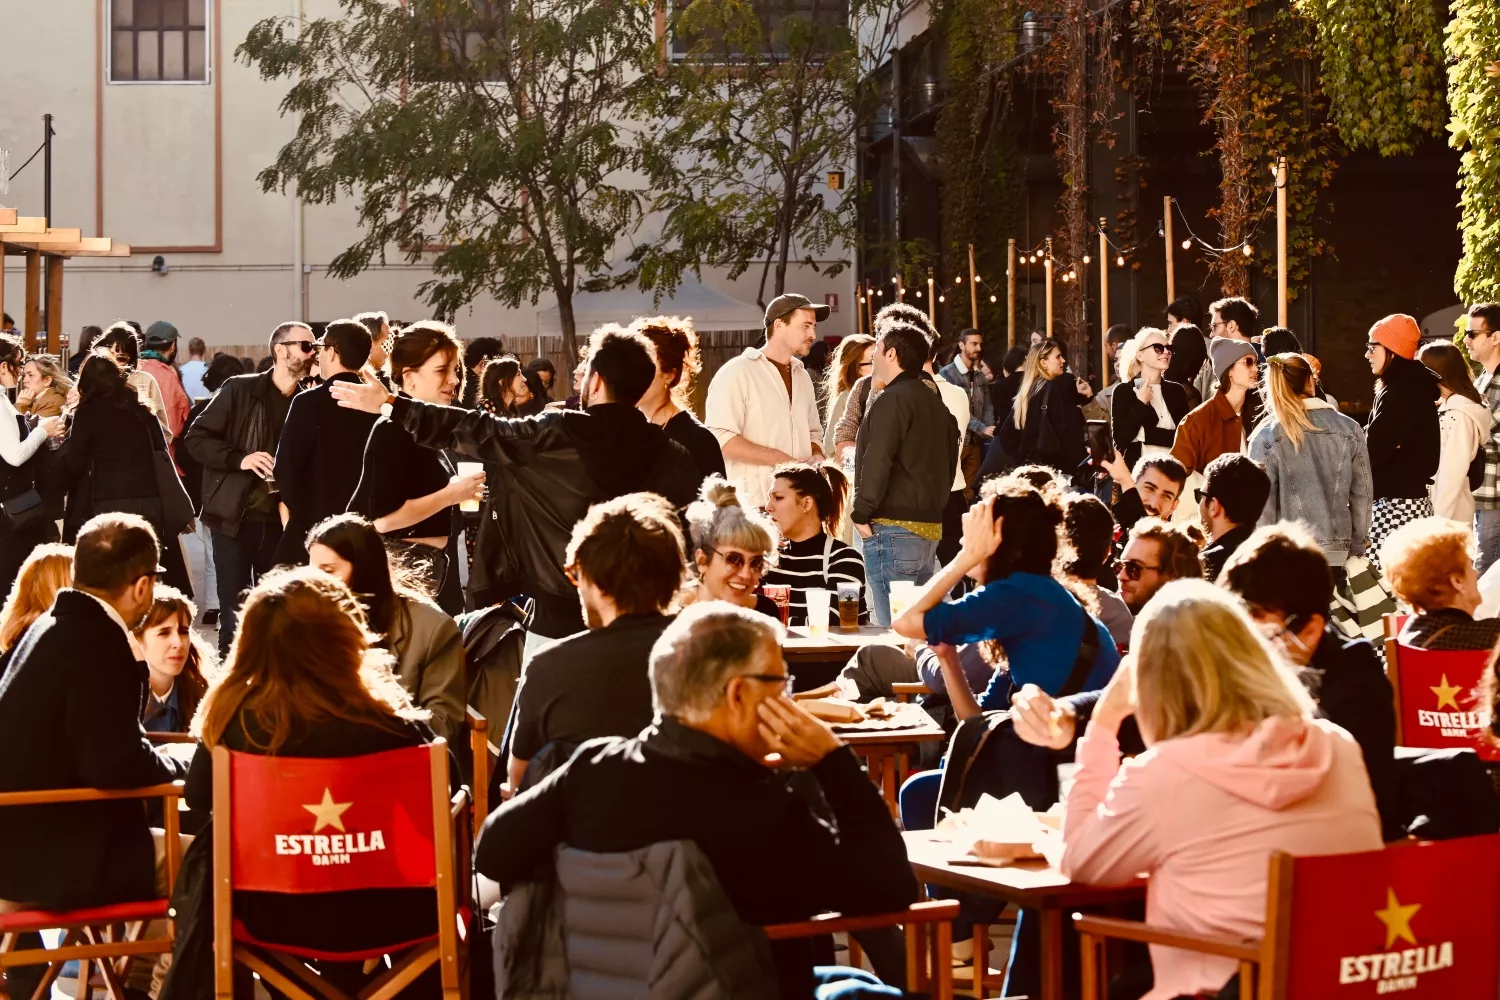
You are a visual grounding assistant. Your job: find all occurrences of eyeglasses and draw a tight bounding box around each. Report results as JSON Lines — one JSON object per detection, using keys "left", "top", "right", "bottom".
{"left": 741, "top": 673, "right": 794, "bottom": 697}
{"left": 1364, "top": 342, "right": 1381, "bottom": 355}
{"left": 1145, "top": 343, "right": 1173, "bottom": 355}
{"left": 1117, "top": 559, "right": 1162, "bottom": 582}
{"left": 708, "top": 548, "right": 767, "bottom": 574}
{"left": 1466, "top": 328, "right": 1490, "bottom": 340}
{"left": 1193, "top": 488, "right": 1213, "bottom": 505}
{"left": 283, "top": 340, "right": 317, "bottom": 354}
{"left": 858, "top": 361, "right": 874, "bottom": 369}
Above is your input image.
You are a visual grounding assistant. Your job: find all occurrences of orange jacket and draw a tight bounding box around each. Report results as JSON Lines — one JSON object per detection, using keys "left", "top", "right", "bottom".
{"left": 1170, "top": 392, "right": 1245, "bottom": 475}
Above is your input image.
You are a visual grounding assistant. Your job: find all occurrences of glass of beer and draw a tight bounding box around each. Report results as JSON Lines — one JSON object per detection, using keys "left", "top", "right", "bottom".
{"left": 836, "top": 582, "right": 861, "bottom": 631}
{"left": 804, "top": 589, "right": 831, "bottom": 637}
{"left": 761, "top": 585, "right": 791, "bottom": 626}
{"left": 455, "top": 461, "right": 483, "bottom": 513}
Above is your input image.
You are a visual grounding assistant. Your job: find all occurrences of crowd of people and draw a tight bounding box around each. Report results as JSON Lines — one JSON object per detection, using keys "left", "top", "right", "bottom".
{"left": 0, "top": 291, "right": 1498, "bottom": 1000}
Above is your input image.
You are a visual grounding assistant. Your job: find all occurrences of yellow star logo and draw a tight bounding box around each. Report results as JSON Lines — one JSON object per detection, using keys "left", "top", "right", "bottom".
{"left": 1430, "top": 674, "right": 1462, "bottom": 712}
{"left": 301, "top": 788, "right": 353, "bottom": 833}
{"left": 1374, "top": 887, "right": 1421, "bottom": 949}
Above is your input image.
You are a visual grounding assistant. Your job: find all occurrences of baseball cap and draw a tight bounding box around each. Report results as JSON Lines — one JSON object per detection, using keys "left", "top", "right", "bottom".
{"left": 764, "top": 293, "right": 831, "bottom": 328}
{"left": 144, "top": 320, "right": 180, "bottom": 346}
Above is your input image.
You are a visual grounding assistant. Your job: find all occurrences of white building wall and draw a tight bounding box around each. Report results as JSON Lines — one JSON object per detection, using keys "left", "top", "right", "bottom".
{"left": 1, "top": 0, "right": 856, "bottom": 349}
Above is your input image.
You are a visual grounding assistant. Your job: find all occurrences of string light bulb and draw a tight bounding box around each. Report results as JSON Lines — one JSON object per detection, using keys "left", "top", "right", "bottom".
{"left": 1181, "top": 239, "right": 1192, "bottom": 250}
{"left": 915, "top": 289, "right": 922, "bottom": 298}
{"left": 938, "top": 295, "right": 945, "bottom": 303}
{"left": 1082, "top": 254, "right": 1091, "bottom": 264}
{"left": 1116, "top": 255, "right": 1125, "bottom": 268}
{"left": 891, "top": 276, "right": 899, "bottom": 284}
{"left": 989, "top": 295, "right": 998, "bottom": 303}
{"left": 1242, "top": 244, "right": 1253, "bottom": 257}
{"left": 955, "top": 275, "right": 963, "bottom": 284}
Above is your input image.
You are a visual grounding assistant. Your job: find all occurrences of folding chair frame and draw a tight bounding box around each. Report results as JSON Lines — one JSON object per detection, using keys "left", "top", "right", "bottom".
{"left": 1073, "top": 852, "right": 1298, "bottom": 1000}
{"left": 211, "top": 743, "right": 470, "bottom": 1000}
{"left": 764, "top": 899, "right": 961, "bottom": 1000}
{"left": 0, "top": 781, "right": 185, "bottom": 1000}
{"left": 465, "top": 706, "right": 488, "bottom": 840}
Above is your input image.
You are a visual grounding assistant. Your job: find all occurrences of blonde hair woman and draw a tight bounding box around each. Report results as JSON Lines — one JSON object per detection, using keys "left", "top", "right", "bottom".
{"left": 15, "top": 355, "right": 73, "bottom": 418}
{"left": 1111, "top": 328, "right": 1190, "bottom": 469}
{"left": 680, "top": 475, "right": 781, "bottom": 619}
{"left": 1003, "top": 338, "right": 1091, "bottom": 471}
{"left": 822, "top": 333, "right": 875, "bottom": 459}
{"left": 0, "top": 543, "right": 72, "bottom": 652}
{"left": 1060, "top": 579, "right": 1382, "bottom": 1000}
{"left": 1248, "top": 353, "right": 1372, "bottom": 568}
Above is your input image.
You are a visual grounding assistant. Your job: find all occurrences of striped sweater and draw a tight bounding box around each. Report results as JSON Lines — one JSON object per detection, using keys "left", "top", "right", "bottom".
{"left": 762, "top": 532, "right": 868, "bottom": 627}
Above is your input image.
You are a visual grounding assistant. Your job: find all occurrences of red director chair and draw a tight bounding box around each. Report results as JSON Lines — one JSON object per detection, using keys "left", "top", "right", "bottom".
{"left": 211, "top": 742, "right": 470, "bottom": 1000}
{"left": 0, "top": 781, "right": 184, "bottom": 1000}
{"left": 1382, "top": 615, "right": 1500, "bottom": 761}
{"left": 1073, "top": 833, "right": 1500, "bottom": 999}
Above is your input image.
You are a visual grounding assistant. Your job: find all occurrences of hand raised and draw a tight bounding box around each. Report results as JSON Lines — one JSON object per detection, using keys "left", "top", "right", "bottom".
{"left": 756, "top": 696, "right": 842, "bottom": 769}
{"left": 330, "top": 372, "right": 389, "bottom": 414}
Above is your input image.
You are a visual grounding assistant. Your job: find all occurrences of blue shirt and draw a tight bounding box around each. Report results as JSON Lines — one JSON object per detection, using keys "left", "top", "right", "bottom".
{"left": 922, "top": 572, "right": 1120, "bottom": 707}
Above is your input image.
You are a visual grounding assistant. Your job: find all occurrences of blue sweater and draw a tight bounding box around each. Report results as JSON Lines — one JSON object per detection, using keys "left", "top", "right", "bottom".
{"left": 923, "top": 572, "right": 1120, "bottom": 708}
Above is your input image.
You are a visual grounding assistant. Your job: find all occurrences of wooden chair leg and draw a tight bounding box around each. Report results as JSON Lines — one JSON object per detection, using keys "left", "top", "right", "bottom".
{"left": 933, "top": 920, "right": 953, "bottom": 1000}
{"left": 847, "top": 934, "right": 863, "bottom": 971}
{"left": 73, "top": 957, "right": 90, "bottom": 1000}
{"left": 1079, "top": 930, "right": 1100, "bottom": 1000}
{"left": 972, "top": 925, "right": 988, "bottom": 998}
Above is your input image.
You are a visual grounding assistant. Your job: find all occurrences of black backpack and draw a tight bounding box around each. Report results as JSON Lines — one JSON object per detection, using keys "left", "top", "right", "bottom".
{"left": 1469, "top": 442, "right": 1487, "bottom": 492}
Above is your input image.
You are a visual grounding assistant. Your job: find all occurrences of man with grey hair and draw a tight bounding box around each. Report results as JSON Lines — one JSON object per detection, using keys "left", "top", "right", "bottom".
{"left": 183, "top": 320, "right": 315, "bottom": 654}
{"left": 475, "top": 601, "right": 917, "bottom": 997}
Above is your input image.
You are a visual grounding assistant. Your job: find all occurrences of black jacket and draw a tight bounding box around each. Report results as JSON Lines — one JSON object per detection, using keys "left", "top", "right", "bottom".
{"left": 1366, "top": 355, "right": 1441, "bottom": 500}
{"left": 1201, "top": 523, "right": 1256, "bottom": 582}
{"left": 388, "top": 398, "right": 699, "bottom": 636}
{"left": 1111, "top": 378, "right": 1191, "bottom": 470}
{"left": 0, "top": 590, "right": 187, "bottom": 910}
{"left": 59, "top": 399, "right": 170, "bottom": 540}
{"left": 1001, "top": 377, "right": 1088, "bottom": 473}
{"left": 182, "top": 371, "right": 290, "bottom": 538}
{"left": 476, "top": 718, "right": 918, "bottom": 998}
{"left": 273, "top": 372, "right": 379, "bottom": 548}
{"left": 850, "top": 369, "right": 958, "bottom": 525}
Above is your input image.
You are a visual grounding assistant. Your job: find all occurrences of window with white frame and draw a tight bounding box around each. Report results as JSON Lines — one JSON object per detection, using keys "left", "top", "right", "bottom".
{"left": 111, "top": 0, "right": 210, "bottom": 83}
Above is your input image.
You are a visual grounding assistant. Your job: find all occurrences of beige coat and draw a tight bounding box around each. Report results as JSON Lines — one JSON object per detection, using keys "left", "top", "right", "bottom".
{"left": 388, "top": 594, "right": 466, "bottom": 742}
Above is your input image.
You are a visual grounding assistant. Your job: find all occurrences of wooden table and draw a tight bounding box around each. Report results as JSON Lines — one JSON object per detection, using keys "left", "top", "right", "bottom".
{"left": 783, "top": 624, "right": 905, "bottom": 664}
{"left": 833, "top": 705, "right": 948, "bottom": 816}
{"left": 903, "top": 830, "right": 1146, "bottom": 1000}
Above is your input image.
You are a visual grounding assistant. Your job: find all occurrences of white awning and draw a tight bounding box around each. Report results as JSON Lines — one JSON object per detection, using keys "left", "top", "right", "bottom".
{"left": 535, "top": 281, "right": 763, "bottom": 337}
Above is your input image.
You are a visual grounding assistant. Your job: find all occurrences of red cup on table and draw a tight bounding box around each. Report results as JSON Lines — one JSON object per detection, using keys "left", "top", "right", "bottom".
{"left": 761, "top": 585, "right": 791, "bottom": 626}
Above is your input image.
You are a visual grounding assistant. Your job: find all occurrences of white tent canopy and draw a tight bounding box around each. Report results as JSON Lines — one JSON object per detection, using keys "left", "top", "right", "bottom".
{"left": 534, "top": 281, "right": 763, "bottom": 337}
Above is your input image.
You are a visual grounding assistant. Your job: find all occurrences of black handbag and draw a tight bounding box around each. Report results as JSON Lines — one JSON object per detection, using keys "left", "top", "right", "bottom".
{"left": 0, "top": 487, "right": 48, "bottom": 533}
{"left": 145, "top": 421, "right": 195, "bottom": 535}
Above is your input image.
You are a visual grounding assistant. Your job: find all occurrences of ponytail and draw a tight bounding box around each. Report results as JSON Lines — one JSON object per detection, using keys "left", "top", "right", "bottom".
{"left": 771, "top": 461, "right": 850, "bottom": 536}
{"left": 1262, "top": 353, "right": 1320, "bottom": 451}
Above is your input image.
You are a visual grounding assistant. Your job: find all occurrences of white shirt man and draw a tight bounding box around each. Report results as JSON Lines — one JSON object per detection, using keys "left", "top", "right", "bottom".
{"left": 704, "top": 294, "right": 827, "bottom": 509}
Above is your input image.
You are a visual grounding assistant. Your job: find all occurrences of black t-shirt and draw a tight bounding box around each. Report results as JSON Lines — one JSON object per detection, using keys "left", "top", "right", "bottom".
{"left": 664, "top": 409, "right": 727, "bottom": 487}
{"left": 509, "top": 614, "right": 674, "bottom": 762}
{"left": 353, "top": 416, "right": 457, "bottom": 539}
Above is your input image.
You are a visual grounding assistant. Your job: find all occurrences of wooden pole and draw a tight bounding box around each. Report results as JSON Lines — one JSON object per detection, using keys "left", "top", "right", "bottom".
{"left": 0, "top": 252, "right": 6, "bottom": 329}
{"left": 1098, "top": 219, "right": 1110, "bottom": 385}
{"left": 1276, "top": 156, "right": 1288, "bottom": 327}
{"left": 1006, "top": 239, "right": 1017, "bottom": 348}
{"left": 865, "top": 282, "right": 874, "bottom": 334}
{"left": 44, "top": 256, "right": 62, "bottom": 354}
{"left": 1044, "top": 237, "right": 1054, "bottom": 339}
{"left": 1163, "top": 196, "right": 1176, "bottom": 305}
{"left": 967, "top": 243, "right": 979, "bottom": 329}
{"left": 927, "top": 273, "right": 936, "bottom": 326}
{"left": 23, "top": 252, "right": 40, "bottom": 351}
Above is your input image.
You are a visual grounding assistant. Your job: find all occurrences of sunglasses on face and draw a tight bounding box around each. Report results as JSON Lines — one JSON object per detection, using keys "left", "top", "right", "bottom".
{"left": 710, "top": 548, "right": 767, "bottom": 574}
{"left": 1194, "top": 488, "right": 1212, "bottom": 505}
{"left": 1145, "top": 343, "right": 1173, "bottom": 356}
{"left": 1118, "top": 559, "right": 1162, "bottom": 582}
{"left": 1466, "top": 328, "right": 1490, "bottom": 340}
{"left": 283, "top": 340, "right": 317, "bottom": 354}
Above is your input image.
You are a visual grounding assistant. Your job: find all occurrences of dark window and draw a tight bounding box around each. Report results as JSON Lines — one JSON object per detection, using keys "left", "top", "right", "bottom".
{"left": 111, "top": 0, "right": 209, "bottom": 82}
{"left": 668, "top": 0, "right": 849, "bottom": 62}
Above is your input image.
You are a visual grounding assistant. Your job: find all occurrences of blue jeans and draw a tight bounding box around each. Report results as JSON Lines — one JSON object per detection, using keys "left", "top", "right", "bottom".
{"left": 864, "top": 523, "right": 939, "bottom": 627}
{"left": 1478, "top": 508, "right": 1500, "bottom": 574}
{"left": 813, "top": 966, "right": 902, "bottom": 999}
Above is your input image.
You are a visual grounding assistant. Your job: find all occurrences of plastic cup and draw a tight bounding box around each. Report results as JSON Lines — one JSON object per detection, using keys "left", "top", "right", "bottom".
{"left": 804, "top": 589, "right": 831, "bottom": 636}
{"left": 455, "top": 461, "right": 483, "bottom": 513}
{"left": 887, "top": 581, "right": 917, "bottom": 623}
{"left": 761, "top": 585, "right": 791, "bottom": 626}
{"left": 836, "top": 582, "right": 861, "bottom": 630}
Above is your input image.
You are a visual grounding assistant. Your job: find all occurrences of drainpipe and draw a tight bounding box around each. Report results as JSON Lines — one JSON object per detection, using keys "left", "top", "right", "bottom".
{"left": 291, "top": 0, "right": 305, "bottom": 321}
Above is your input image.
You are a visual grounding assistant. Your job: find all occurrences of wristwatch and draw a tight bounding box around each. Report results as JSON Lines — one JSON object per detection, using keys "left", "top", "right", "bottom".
{"left": 379, "top": 392, "right": 397, "bottom": 418}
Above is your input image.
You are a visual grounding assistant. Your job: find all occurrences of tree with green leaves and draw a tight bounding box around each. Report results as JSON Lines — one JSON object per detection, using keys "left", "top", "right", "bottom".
{"left": 1447, "top": 0, "right": 1500, "bottom": 304}
{"left": 238, "top": 0, "right": 659, "bottom": 361}
{"left": 630, "top": 0, "right": 900, "bottom": 307}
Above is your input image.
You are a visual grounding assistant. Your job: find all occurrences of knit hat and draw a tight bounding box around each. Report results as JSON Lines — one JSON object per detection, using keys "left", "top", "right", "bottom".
{"left": 1210, "top": 337, "right": 1255, "bottom": 382}
{"left": 1369, "top": 314, "right": 1421, "bottom": 361}
{"left": 144, "top": 320, "right": 179, "bottom": 347}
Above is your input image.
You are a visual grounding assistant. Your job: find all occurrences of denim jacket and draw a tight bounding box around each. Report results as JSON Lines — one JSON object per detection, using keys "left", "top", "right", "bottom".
{"left": 1249, "top": 398, "right": 1372, "bottom": 565}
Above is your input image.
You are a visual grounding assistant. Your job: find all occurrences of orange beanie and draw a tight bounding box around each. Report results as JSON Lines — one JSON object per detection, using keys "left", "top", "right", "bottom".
{"left": 1369, "top": 314, "right": 1421, "bottom": 361}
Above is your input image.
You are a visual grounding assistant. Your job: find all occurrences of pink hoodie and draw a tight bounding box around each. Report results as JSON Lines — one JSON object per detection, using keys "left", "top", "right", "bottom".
{"left": 1061, "top": 716, "right": 1382, "bottom": 1000}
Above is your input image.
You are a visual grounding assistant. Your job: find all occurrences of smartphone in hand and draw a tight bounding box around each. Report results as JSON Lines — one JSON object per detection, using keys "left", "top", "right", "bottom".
{"left": 1086, "top": 419, "right": 1115, "bottom": 466}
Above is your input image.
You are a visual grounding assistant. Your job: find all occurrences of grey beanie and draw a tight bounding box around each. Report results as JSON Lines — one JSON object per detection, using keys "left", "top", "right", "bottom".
{"left": 1210, "top": 337, "right": 1255, "bottom": 382}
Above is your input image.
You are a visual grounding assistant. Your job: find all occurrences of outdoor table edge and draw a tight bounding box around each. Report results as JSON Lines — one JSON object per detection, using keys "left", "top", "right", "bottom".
{"left": 906, "top": 859, "right": 1147, "bottom": 910}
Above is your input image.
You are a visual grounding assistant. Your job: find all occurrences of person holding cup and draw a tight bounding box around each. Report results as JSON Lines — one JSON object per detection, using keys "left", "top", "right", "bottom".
{"left": 348, "top": 322, "right": 484, "bottom": 614}
{"left": 762, "top": 461, "right": 868, "bottom": 628}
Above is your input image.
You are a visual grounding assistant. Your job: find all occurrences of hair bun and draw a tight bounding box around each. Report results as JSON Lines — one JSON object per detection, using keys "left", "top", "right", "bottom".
{"left": 701, "top": 476, "right": 742, "bottom": 510}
